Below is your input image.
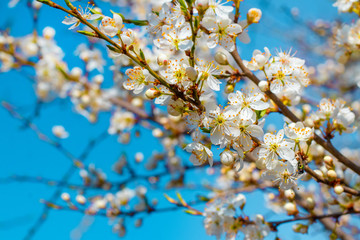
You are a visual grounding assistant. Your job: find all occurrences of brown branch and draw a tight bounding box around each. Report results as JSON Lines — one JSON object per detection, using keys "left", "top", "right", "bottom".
{"left": 2, "top": 101, "right": 85, "bottom": 168}
{"left": 295, "top": 196, "right": 355, "bottom": 240}
{"left": 0, "top": 47, "right": 36, "bottom": 67}
{"left": 270, "top": 210, "right": 360, "bottom": 228}
{"left": 38, "top": 0, "right": 204, "bottom": 111}
{"left": 230, "top": 47, "right": 360, "bottom": 176}
{"left": 304, "top": 165, "right": 360, "bottom": 196}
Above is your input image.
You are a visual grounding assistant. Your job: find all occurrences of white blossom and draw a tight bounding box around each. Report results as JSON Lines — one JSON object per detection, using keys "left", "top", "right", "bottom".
{"left": 108, "top": 110, "right": 136, "bottom": 134}
{"left": 99, "top": 14, "right": 123, "bottom": 37}
{"left": 284, "top": 122, "right": 314, "bottom": 142}
{"left": 243, "top": 47, "right": 271, "bottom": 71}
{"left": 202, "top": 17, "right": 242, "bottom": 52}
{"left": 262, "top": 160, "right": 299, "bottom": 190}
{"left": 123, "top": 66, "right": 153, "bottom": 94}
{"left": 185, "top": 142, "right": 214, "bottom": 166}
{"left": 52, "top": 125, "right": 69, "bottom": 139}
{"left": 204, "top": 0, "right": 234, "bottom": 18}
{"left": 62, "top": 6, "right": 101, "bottom": 30}
{"left": 228, "top": 89, "right": 269, "bottom": 117}
{"left": 207, "top": 106, "right": 240, "bottom": 147}
{"left": 258, "top": 129, "right": 296, "bottom": 169}
{"left": 333, "top": 0, "right": 357, "bottom": 12}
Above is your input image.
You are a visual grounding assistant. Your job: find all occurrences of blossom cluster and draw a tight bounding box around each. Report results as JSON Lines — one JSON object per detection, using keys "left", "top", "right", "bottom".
{"left": 203, "top": 194, "right": 270, "bottom": 240}
{"left": 335, "top": 19, "right": 360, "bottom": 52}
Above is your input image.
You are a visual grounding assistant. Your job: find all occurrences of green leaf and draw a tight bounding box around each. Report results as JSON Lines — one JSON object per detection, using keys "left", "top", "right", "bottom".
{"left": 110, "top": 10, "right": 148, "bottom": 26}
{"left": 77, "top": 30, "right": 98, "bottom": 38}
{"left": 177, "top": 0, "right": 188, "bottom": 9}
{"left": 139, "top": 49, "right": 146, "bottom": 62}
{"left": 197, "top": 195, "right": 210, "bottom": 202}
{"left": 129, "top": 19, "right": 149, "bottom": 26}
{"left": 164, "top": 194, "right": 178, "bottom": 204}
{"left": 64, "top": 0, "right": 75, "bottom": 10}
{"left": 255, "top": 109, "right": 267, "bottom": 120}
{"left": 106, "top": 45, "right": 121, "bottom": 53}
{"left": 184, "top": 209, "right": 203, "bottom": 215}
{"left": 176, "top": 192, "right": 187, "bottom": 206}
{"left": 194, "top": 16, "right": 199, "bottom": 29}
{"left": 90, "top": 8, "right": 103, "bottom": 15}
{"left": 36, "top": 0, "right": 50, "bottom": 3}
{"left": 177, "top": 0, "right": 189, "bottom": 15}
{"left": 55, "top": 64, "right": 73, "bottom": 81}
{"left": 200, "top": 127, "right": 211, "bottom": 133}
{"left": 110, "top": 10, "right": 125, "bottom": 19}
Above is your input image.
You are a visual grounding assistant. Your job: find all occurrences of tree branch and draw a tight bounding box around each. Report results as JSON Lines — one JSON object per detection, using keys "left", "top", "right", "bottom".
{"left": 230, "top": 47, "right": 360, "bottom": 176}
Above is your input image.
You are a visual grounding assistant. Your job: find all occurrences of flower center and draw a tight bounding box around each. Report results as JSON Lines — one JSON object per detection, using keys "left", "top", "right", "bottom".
{"left": 173, "top": 38, "right": 180, "bottom": 49}
{"left": 270, "top": 143, "right": 279, "bottom": 152}
{"left": 202, "top": 71, "right": 209, "bottom": 79}
{"left": 275, "top": 71, "right": 285, "bottom": 80}
{"left": 282, "top": 170, "right": 291, "bottom": 183}
{"left": 174, "top": 69, "right": 185, "bottom": 81}
{"left": 218, "top": 27, "right": 225, "bottom": 36}
{"left": 216, "top": 115, "right": 225, "bottom": 125}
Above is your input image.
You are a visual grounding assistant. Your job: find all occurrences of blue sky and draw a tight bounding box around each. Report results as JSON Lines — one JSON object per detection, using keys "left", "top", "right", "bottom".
{"left": 0, "top": 0, "right": 351, "bottom": 239}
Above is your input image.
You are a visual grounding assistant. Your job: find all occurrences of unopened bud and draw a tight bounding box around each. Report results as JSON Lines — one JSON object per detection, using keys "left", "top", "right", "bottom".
{"left": 76, "top": 195, "right": 86, "bottom": 204}
{"left": 80, "top": 51, "right": 90, "bottom": 61}
{"left": 304, "top": 118, "right": 314, "bottom": 127}
{"left": 135, "top": 152, "right": 144, "bottom": 163}
{"left": 220, "top": 149, "right": 236, "bottom": 166}
{"left": 284, "top": 189, "right": 295, "bottom": 200}
{"left": 302, "top": 104, "right": 311, "bottom": 114}
{"left": 70, "top": 67, "right": 82, "bottom": 80}
{"left": 306, "top": 197, "right": 315, "bottom": 210}
{"left": 324, "top": 155, "right": 333, "bottom": 167}
{"left": 32, "top": 0, "right": 43, "bottom": 10}
{"left": 327, "top": 169, "right": 337, "bottom": 179}
{"left": 152, "top": 128, "right": 164, "bottom": 138}
{"left": 93, "top": 75, "right": 104, "bottom": 84}
{"left": 315, "top": 145, "right": 324, "bottom": 155}
{"left": 247, "top": 8, "right": 262, "bottom": 24}
{"left": 81, "top": 94, "right": 90, "bottom": 104}
{"left": 314, "top": 169, "right": 324, "bottom": 177}
{"left": 131, "top": 97, "right": 143, "bottom": 108}
{"left": 24, "top": 42, "right": 38, "bottom": 56}
{"left": 258, "top": 81, "right": 269, "bottom": 91}
{"left": 334, "top": 185, "right": 344, "bottom": 195}
{"left": 186, "top": 67, "right": 198, "bottom": 81}
{"left": 61, "top": 192, "right": 70, "bottom": 201}
{"left": 157, "top": 54, "right": 168, "bottom": 66}
{"left": 225, "top": 84, "right": 234, "bottom": 94}
{"left": 284, "top": 202, "right": 298, "bottom": 215}
{"left": 214, "top": 52, "right": 229, "bottom": 65}
{"left": 88, "top": 112, "right": 97, "bottom": 123}
{"left": 135, "top": 219, "right": 143, "bottom": 227}
{"left": 95, "top": 199, "right": 107, "bottom": 209}
{"left": 43, "top": 27, "right": 55, "bottom": 40}
{"left": 145, "top": 88, "right": 161, "bottom": 99}
{"left": 292, "top": 223, "right": 308, "bottom": 234}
